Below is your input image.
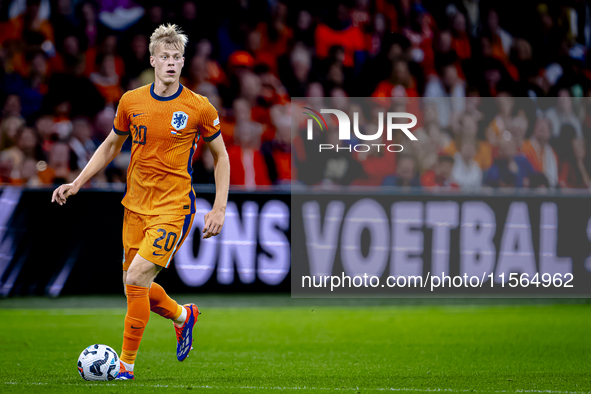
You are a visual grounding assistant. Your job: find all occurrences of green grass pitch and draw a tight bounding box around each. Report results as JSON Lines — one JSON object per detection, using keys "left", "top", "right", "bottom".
{"left": 0, "top": 295, "right": 589, "bottom": 394}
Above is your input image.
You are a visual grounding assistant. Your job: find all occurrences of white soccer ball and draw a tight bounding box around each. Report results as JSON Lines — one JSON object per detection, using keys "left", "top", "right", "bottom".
{"left": 77, "top": 344, "right": 120, "bottom": 381}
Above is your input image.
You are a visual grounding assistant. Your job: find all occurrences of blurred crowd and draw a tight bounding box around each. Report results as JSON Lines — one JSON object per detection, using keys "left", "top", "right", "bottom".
{"left": 294, "top": 95, "right": 591, "bottom": 190}
{"left": 1, "top": 0, "right": 591, "bottom": 190}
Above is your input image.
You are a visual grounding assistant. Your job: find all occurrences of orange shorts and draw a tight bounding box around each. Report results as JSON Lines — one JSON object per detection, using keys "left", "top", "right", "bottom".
{"left": 122, "top": 208, "right": 195, "bottom": 271}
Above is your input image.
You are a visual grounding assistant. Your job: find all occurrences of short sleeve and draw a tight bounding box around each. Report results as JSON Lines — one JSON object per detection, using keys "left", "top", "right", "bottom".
{"left": 197, "top": 99, "right": 221, "bottom": 142}
{"left": 113, "top": 94, "right": 131, "bottom": 136}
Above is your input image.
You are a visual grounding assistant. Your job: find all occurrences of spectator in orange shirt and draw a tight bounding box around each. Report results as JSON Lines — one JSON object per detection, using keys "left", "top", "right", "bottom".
{"left": 227, "top": 121, "right": 271, "bottom": 187}
{"left": 508, "top": 114, "right": 529, "bottom": 151}
{"left": 197, "top": 39, "right": 228, "bottom": 87}
{"left": 522, "top": 117, "right": 559, "bottom": 188}
{"left": 402, "top": 4, "right": 436, "bottom": 76}
{"left": 223, "top": 50, "right": 255, "bottom": 106}
{"left": 351, "top": 107, "right": 397, "bottom": 186}
{"left": 486, "top": 91, "right": 516, "bottom": 149}
{"left": 38, "top": 141, "right": 72, "bottom": 185}
{"left": 481, "top": 8, "right": 519, "bottom": 81}
{"left": 90, "top": 54, "right": 123, "bottom": 104}
{"left": 484, "top": 8, "right": 513, "bottom": 62}
{"left": 554, "top": 125, "right": 591, "bottom": 188}
{"left": 412, "top": 106, "right": 453, "bottom": 173}
{"left": 84, "top": 35, "right": 125, "bottom": 79}
{"left": 444, "top": 113, "right": 493, "bottom": 171}
{"left": 221, "top": 98, "right": 263, "bottom": 147}
{"left": 185, "top": 55, "right": 209, "bottom": 93}
{"left": 262, "top": 107, "right": 291, "bottom": 184}
{"left": 314, "top": 4, "right": 365, "bottom": 68}
{"left": 49, "top": 35, "right": 84, "bottom": 75}
{"left": 371, "top": 59, "right": 419, "bottom": 98}
{"left": 375, "top": 0, "right": 399, "bottom": 33}
{"left": 450, "top": 12, "right": 471, "bottom": 61}
{"left": 184, "top": 40, "right": 227, "bottom": 91}
{"left": 237, "top": 68, "right": 287, "bottom": 142}
{"left": 256, "top": 64, "right": 289, "bottom": 117}
{"left": 421, "top": 154, "right": 459, "bottom": 188}
{"left": 15, "top": 157, "right": 42, "bottom": 186}
{"left": 247, "top": 3, "right": 293, "bottom": 73}
{"left": 0, "top": 0, "right": 54, "bottom": 46}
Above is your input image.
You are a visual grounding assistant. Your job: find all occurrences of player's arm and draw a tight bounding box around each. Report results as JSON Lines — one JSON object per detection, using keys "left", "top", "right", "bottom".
{"left": 202, "top": 135, "right": 230, "bottom": 239}
{"left": 51, "top": 130, "right": 128, "bottom": 205}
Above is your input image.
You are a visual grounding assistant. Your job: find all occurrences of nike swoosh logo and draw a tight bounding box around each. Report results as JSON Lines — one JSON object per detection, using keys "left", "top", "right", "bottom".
{"left": 153, "top": 252, "right": 164, "bottom": 256}
{"left": 131, "top": 326, "right": 143, "bottom": 329}
{"left": 132, "top": 113, "right": 145, "bottom": 118}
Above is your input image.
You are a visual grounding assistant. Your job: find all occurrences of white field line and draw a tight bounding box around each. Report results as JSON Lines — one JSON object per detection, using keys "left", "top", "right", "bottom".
{"left": 3, "top": 381, "right": 590, "bottom": 394}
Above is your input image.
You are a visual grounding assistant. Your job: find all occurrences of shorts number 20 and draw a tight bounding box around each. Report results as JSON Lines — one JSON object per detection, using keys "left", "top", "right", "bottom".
{"left": 153, "top": 229, "right": 178, "bottom": 252}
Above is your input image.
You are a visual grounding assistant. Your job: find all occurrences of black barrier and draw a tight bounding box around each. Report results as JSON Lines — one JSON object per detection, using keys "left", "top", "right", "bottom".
{"left": 4, "top": 186, "right": 591, "bottom": 297}
{"left": 291, "top": 188, "right": 591, "bottom": 297}
{"left": 0, "top": 186, "right": 290, "bottom": 296}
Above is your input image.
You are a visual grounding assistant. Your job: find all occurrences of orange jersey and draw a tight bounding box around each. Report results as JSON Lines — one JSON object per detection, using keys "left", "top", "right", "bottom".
{"left": 113, "top": 83, "right": 220, "bottom": 215}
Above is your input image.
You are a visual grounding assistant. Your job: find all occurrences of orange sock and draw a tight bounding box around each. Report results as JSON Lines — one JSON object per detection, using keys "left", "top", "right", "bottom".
{"left": 149, "top": 282, "right": 183, "bottom": 321}
{"left": 121, "top": 284, "right": 150, "bottom": 365}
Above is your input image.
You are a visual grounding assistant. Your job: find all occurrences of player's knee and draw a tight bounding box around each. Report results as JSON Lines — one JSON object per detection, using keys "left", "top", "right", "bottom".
{"left": 125, "top": 266, "right": 150, "bottom": 287}
{"left": 125, "top": 273, "right": 143, "bottom": 287}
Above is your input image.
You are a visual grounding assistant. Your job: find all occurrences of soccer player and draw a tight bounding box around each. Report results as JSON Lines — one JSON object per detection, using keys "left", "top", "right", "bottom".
{"left": 51, "top": 24, "right": 230, "bottom": 380}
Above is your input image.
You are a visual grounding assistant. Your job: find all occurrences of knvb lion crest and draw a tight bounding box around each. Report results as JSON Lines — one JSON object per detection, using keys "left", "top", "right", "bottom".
{"left": 171, "top": 111, "right": 188, "bottom": 131}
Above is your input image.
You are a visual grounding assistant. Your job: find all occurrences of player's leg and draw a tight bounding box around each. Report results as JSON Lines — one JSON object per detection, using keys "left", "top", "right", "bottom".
{"left": 123, "top": 211, "right": 189, "bottom": 325}
{"left": 118, "top": 211, "right": 198, "bottom": 378}
{"left": 140, "top": 212, "right": 199, "bottom": 361}
{"left": 121, "top": 278, "right": 197, "bottom": 365}
{"left": 117, "top": 254, "right": 161, "bottom": 380}
{"left": 118, "top": 209, "right": 152, "bottom": 380}
{"left": 149, "top": 282, "right": 185, "bottom": 321}
{"left": 123, "top": 270, "right": 187, "bottom": 326}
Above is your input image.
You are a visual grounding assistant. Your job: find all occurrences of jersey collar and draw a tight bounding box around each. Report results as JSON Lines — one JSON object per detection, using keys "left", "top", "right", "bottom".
{"left": 150, "top": 83, "right": 183, "bottom": 101}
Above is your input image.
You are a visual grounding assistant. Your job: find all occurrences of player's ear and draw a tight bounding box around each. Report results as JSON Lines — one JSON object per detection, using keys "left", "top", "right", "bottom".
{"left": 150, "top": 56, "right": 155, "bottom": 68}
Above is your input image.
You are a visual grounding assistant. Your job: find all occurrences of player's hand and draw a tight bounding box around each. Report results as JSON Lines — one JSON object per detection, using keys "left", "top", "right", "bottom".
{"left": 51, "top": 182, "right": 80, "bottom": 206}
{"left": 203, "top": 208, "right": 225, "bottom": 239}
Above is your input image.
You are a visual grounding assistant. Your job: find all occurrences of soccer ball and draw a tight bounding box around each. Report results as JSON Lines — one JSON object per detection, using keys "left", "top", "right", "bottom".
{"left": 77, "top": 344, "right": 120, "bottom": 381}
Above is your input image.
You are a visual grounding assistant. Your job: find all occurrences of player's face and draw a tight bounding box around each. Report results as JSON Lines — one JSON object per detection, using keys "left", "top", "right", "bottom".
{"left": 151, "top": 45, "right": 184, "bottom": 85}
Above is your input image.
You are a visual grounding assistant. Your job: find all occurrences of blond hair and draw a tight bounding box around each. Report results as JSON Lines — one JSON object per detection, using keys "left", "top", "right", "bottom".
{"left": 149, "top": 24, "right": 188, "bottom": 56}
